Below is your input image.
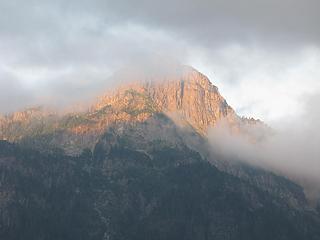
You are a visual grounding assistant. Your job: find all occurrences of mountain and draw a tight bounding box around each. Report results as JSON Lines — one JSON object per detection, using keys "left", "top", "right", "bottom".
{"left": 1, "top": 116, "right": 320, "bottom": 240}
{"left": 0, "top": 66, "right": 264, "bottom": 155}
{"left": 0, "top": 65, "right": 320, "bottom": 239}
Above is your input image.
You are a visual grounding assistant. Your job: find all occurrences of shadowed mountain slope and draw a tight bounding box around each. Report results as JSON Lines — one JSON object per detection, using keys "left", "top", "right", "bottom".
{"left": 1, "top": 114, "right": 320, "bottom": 240}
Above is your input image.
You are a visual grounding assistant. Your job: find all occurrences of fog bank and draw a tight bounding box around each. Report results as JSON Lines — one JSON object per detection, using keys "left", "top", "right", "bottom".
{"left": 209, "top": 93, "right": 320, "bottom": 200}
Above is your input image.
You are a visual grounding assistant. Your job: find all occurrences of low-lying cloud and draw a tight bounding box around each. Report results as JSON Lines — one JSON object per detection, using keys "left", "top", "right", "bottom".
{"left": 209, "top": 93, "right": 320, "bottom": 200}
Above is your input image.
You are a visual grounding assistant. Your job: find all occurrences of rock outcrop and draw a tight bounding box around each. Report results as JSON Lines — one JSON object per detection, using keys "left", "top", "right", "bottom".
{"left": 0, "top": 66, "right": 263, "bottom": 155}
{"left": 95, "top": 66, "right": 238, "bottom": 133}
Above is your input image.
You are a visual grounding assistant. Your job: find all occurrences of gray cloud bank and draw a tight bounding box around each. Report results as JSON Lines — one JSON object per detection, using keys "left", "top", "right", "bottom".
{"left": 0, "top": 0, "right": 319, "bottom": 116}
{"left": 209, "top": 93, "right": 320, "bottom": 200}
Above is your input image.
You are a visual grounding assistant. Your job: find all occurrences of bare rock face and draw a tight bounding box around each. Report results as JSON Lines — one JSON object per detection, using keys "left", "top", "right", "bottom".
{"left": 0, "top": 66, "right": 262, "bottom": 154}
{"left": 95, "top": 66, "right": 238, "bottom": 134}
{"left": 0, "top": 107, "right": 58, "bottom": 141}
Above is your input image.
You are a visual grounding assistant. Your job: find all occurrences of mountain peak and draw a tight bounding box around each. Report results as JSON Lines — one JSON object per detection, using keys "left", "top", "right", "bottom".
{"left": 0, "top": 66, "right": 261, "bottom": 154}
{"left": 95, "top": 65, "right": 237, "bottom": 134}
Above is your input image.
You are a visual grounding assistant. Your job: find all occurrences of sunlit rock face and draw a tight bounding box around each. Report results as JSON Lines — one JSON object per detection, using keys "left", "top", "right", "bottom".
{"left": 0, "top": 65, "right": 262, "bottom": 155}
{"left": 95, "top": 66, "right": 238, "bottom": 134}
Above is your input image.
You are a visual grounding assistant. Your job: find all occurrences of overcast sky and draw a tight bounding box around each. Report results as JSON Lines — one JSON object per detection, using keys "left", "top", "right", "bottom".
{"left": 1, "top": 0, "right": 319, "bottom": 122}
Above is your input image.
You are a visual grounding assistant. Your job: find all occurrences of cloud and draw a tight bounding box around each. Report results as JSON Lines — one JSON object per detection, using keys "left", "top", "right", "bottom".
{"left": 0, "top": 0, "right": 319, "bottom": 122}
{"left": 0, "top": 68, "right": 36, "bottom": 113}
{"left": 9, "top": 0, "right": 318, "bottom": 48}
{"left": 208, "top": 92, "right": 320, "bottom": 200}
{"left": 189, "top": 45, "right": 320, "bottom": 122}
{"left": 102, "top": 0, "right": 320, "bottom": 48}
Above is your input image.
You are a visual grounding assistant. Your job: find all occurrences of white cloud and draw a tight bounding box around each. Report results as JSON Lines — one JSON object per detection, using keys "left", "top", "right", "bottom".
{"left": 189, "top": 45, "right": 320, "bottom": 123}
{"left": 208, "top": 92, "right": 320, "bottom": 200}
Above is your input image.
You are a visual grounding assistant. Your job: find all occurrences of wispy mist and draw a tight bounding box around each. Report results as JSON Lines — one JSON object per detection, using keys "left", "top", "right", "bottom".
{"left": 209, "top": 93, "right": 320, "bottom": 200}
{"left": 1, "top": 0, "right": 320, "bottom": 121}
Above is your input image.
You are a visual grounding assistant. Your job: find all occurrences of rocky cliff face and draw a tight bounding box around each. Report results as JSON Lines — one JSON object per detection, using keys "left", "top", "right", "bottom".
{"left": 0, "top": 66, "right": 262, "bottom": 155}
{"left": 95, "top": 66, "right": 238, "bottom": 133}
